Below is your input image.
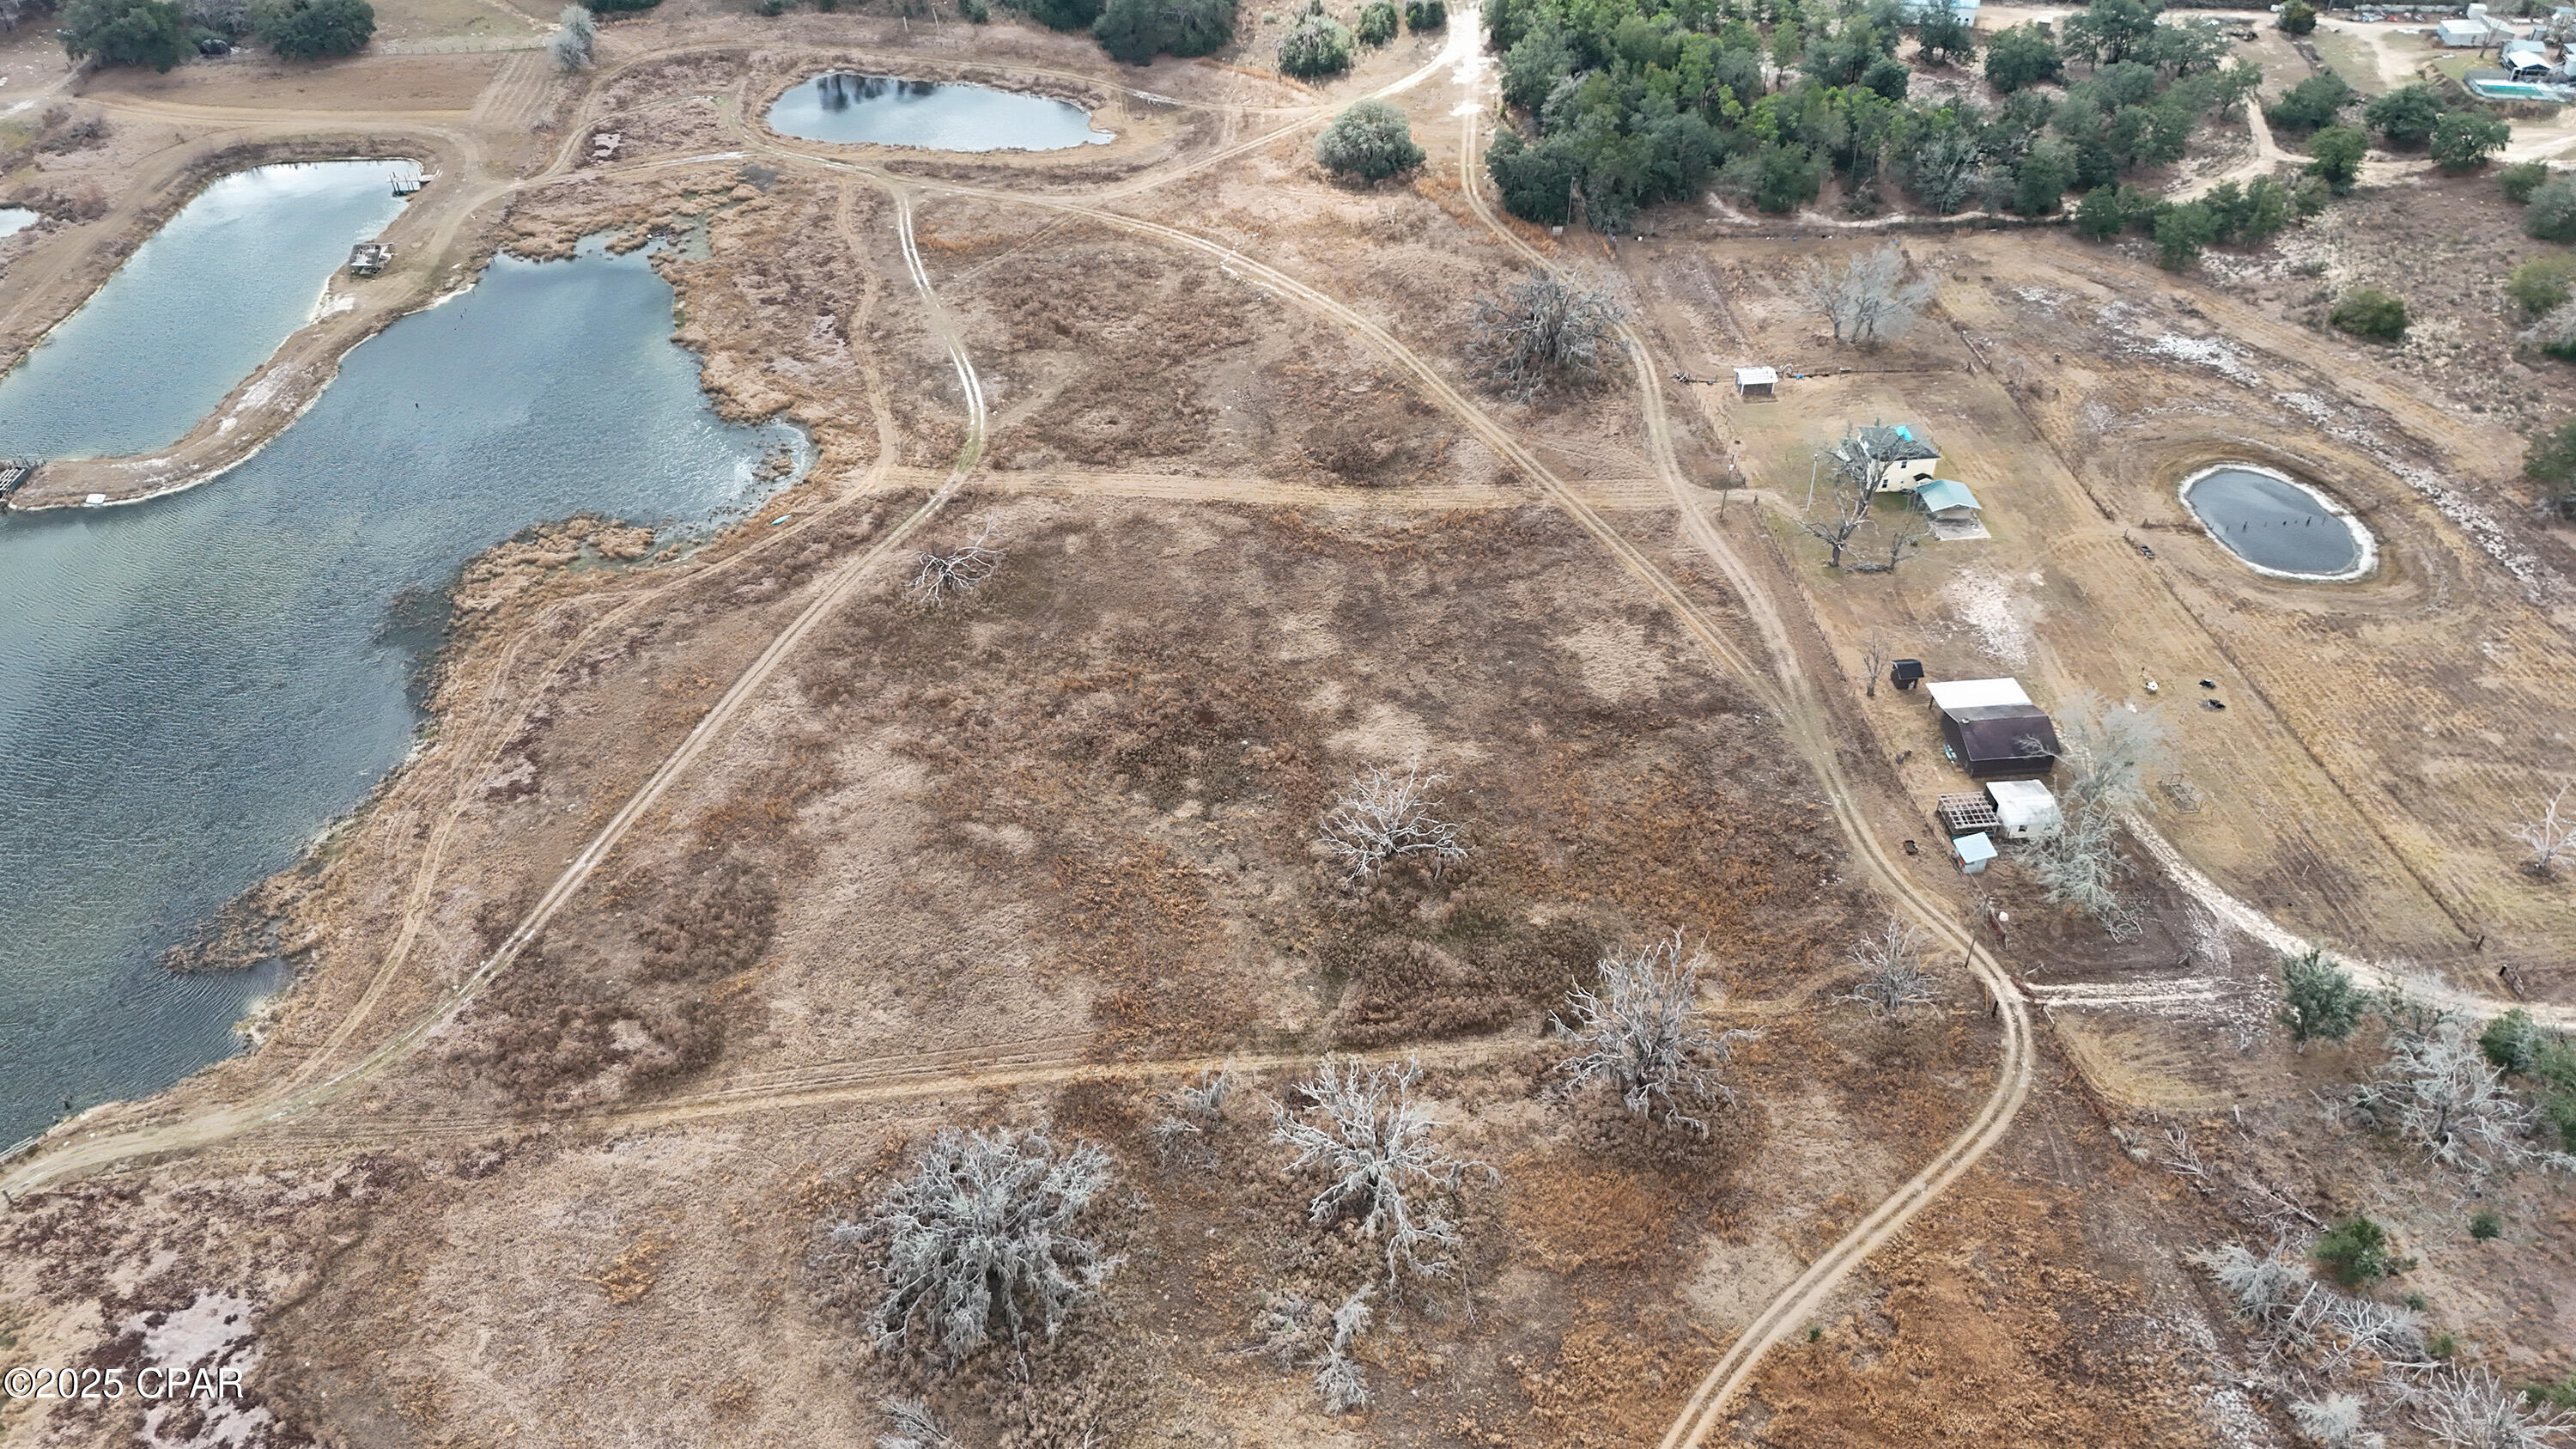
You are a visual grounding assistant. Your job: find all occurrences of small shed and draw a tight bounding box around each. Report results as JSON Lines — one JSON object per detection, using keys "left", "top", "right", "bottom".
{"left": 348, "top": 243, "right": 392, "bottom": 277}
{"left": 1734, "top": 366, "right": 1777, "bottom": 400}
{"left": 1850, "top": 424, "right": 1941, "bottom": 493}
{"left": 1913, "top": 478, "right": 1982, "bottom": 524}
{"left": 1985, "top": 778, "right": 2063, "bottom": 839}
{"left": 1953, "top": 831, "right": 1996, "bottom": 874}
{"left": 1927, "top": 678, "right": 2060, "bottom": 779}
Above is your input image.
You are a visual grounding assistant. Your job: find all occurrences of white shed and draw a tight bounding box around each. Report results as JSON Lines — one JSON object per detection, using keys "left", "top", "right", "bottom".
{"left": 1953, "top": 831, "right": 1997, "bottom": 874}
{"left": 1734, "top": 366, "right": 1777, "bottom": 399}
{"left": 1985, "top": 778, "right": 2063, "bottom": 840}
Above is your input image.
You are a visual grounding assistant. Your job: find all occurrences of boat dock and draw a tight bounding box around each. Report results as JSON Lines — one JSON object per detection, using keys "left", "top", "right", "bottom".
{"left": 0, "top": 458, "right": 38, "bottom": 508}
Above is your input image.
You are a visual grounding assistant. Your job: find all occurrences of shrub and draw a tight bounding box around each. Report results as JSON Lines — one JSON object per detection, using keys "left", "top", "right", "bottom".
{"left": 1354, "top": 0, "right": 1393, "bottom": 44}
{"left": 1091, "top": 0, "right": 1234, "bottom": 64}
{"left": 2012, "top": 137, "right": 2075, "bottom": 216}
{"left": 2277, "top": 0, "right": 2315, "bottom": 33}
{"left": 1402, "top": 0, "right": 1440, "bottom": 27}
{"left": 2312, "top": 1215, "right": 2408, "bottom": 1288}
{"left": 2470, "top": 1209, "right": 2502, "bottom": 1241}
{"left": 2501, "top": 160, "right": 2550, "bottom": 203}
{"left": 2279, "top": 947, "right": 2366, "bottom": 1045}
{"left": 2330, "top": 287, "right": 2408, "bottom": 341}
{"left": 1024, "top": 0, "right": 1103, "bottom": 30}
{"left": 1314, "top": 97, "right": 1424, "bottom": 180}
{"left": 2073, "top": 183, "right": 2123, "bottom": 240}
{"left": 2432, "top": 110, "right": 2510, "bottom": 173}
{"left": 2268, "top": 71, "right": 2354, "bottom": 132}
{"left": 2527, "top": 177, "right": 2576, "bottom": 241}
{"left": 2362, "top": 82, "right": 2445, "bottom": 148}
{"left": 2154, "top": 199, "right": 2217, "bottom": 271}
{"left": 2481, "top": 1008, "right": 2543, "bottom": 1072}
{"left": 1984, "top": 21, "right": 2061, "bottom": 91}
{"left": 1277, "top": 1, "right": 1351, "bottom": 76}
{"left": 2509, "top": 255, "right": 2576, "bottom": 315}
{"left": 2307, "top": 125, "right": 2367, "bottom": 193}
{"left": 58, "top": 0, "right": 189, "bottom": 69}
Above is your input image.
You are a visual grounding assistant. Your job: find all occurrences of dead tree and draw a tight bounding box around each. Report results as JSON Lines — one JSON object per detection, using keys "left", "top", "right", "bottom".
{"left": 1148, "top": 1068, "right": 1237, "bottom": 1165}
{"left": 1318, "top": 767, "right": 1467, "bottom": 887}
{"left": 1467, "top": 269, "right": 1627, "bottom": 398}
{"left": 2291, "top": 1395, "right": 2384, "bottom": 1449}
{"left": 1861, "top": 634, "right": 1889, "bottom": 697}
{"left": 836, "top": 1124, "right": 1121, "bottom": 1364}
{"left": 1312, "top": 1287, "right": 1374, "bottom": 1414}
{"left": 2346, "top": 1008, "right": 2576, "bottom": 1177}
{"left": 1842, "top": 916, "right": 1936, "bottom": 1016}
{"left": 2023, "top": 694, "right": 2167, "bottom": 941}
{"left": 1870, "top": 507, "right": 1932, "bottom": 573}
{"left": 1795, "top": 434, "right": 1882, "bottom": 569}
{"left": 2409, "top": 1365, "right": 2573, "bottom": 1449}
{"left": 908, "top": 522, "right": 1002, "bottom": 606}
{"left": 1794, "top": 242, "right": 1936, "bottom": 348}
{"left": 1555, "top": 931, "right": 1759, "bottom": 1135}
{"left": 1269, "top": 1056, "right": 1492, "bottom": 1282}
{"left": 2510, "top": 778, "right": 2573, "bottom": 875}
{"left": 877, "top": 1399, "right": 953, "bottom": 1449}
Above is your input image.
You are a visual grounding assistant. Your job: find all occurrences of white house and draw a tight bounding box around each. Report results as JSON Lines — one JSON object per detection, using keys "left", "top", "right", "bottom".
{"left": 1984, "top": 779, "right": 2063, "bottom": 840}
{"left": 1897, "top": 0, "right": 1979, "bottom": 22}
{"left": 2438, "top": 3, "right": 2509, "bottom": 46}
{"left": 1845, "top": 424, "right": 1942, "bottom": 493}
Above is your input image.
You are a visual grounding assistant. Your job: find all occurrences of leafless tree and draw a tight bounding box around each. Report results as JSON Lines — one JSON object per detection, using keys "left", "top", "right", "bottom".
{"left": 836, "top": 1124, "right": 1121, "bottom": 1364}
{"left": 908, "top": 522, "right": 1002, "bottom": 606}
{"left": 1312, "top": 1287, "right": 1374, "bottom": 1414}
{"left": 548, "top": 4, "right": 595, "bottom": 69}
{"left": 2346, "top": 1008, "right": 2576, "bottom": 1177}
{"left": 1795, "top": 435, "right": 1882, "bottom": 570}
{"left": 1149, "top": 1068, "right": 1237, "bottom": 1166}
{"left": 1795, "top": 242, "right": 1937, "bottom": 348}
{"left": 1270, "top": 1056, "right": 1492, "bottom": 1282}
{"left": 1556, "top": 932, "right": 1759, "bottom": 1135}
{"left": 2293, "top": 1394, "right": 2385, "bottom": 1449}
{"left": 1861, "top": 634, "right": 1889, "bottom": 698}
{"left": 877, "top": 1398, "right": 953, "bottom": 1449}
{"left": 1866, "top": 507, "right": 1932, "bottom": 574}
{"left": 1318, "top": 767, "right": 1467, "bottom": 887}
{"left": 2190, "top": 1242, "right": 2427, "bottom": 1367}
{"left": 1842, "top": 916, "right": 1936, "bottom": 1016}
{"left": 2509, "top": 779, "right": 2574, "bottom": 875}
{"left": 2023, "top": 695, "right": 2167, "bottom": 942}
{"left": 2409, "top": 1365, "right": 2574, "bottom": 1449}
{"left": 1467, "top": 269, "right": 1627, "bottom": 398}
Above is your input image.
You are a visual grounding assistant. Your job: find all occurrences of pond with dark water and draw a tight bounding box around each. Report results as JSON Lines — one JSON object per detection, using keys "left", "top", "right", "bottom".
{"left": 2181, "top": 465, "right": 2370, "bottom": 579}
{"left": 0, "top": 161, "right": 413, "bottom": 460}
{"left": 0, "top": 237, "right": 805, "bottom": 1149}
{"left": 764, "top": 72, "right": 1114, "bottom": 151}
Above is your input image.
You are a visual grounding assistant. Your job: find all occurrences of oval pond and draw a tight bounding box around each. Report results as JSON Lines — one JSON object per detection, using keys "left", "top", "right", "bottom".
{"left": 2181, "top": 465, "right": 2371, "bottom": 580}
{"left": 765, "top": 73, "right": 1114, "bottom": 151}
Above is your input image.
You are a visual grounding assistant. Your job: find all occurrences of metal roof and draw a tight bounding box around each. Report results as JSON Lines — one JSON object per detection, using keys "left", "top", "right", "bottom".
{"left": 1926, "top": 678, "right": 2032, "bottom": 711}
{"left": 1915, "top": 478, "right": 1980, "bottom": 514}
{"left": 1734, "top": 366, "right": 1777, "bottom": 385}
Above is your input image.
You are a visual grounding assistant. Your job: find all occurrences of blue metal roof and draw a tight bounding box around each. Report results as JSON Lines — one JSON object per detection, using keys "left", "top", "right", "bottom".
{"left": 1916, "top": 478, "right": 1980, "bottom": 513}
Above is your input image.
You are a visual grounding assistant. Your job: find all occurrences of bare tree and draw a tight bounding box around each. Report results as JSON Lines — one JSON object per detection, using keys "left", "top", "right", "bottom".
{"left": 908, "top": 522, "right": 1002, "bottom": 606}
{"left": 2190, "top": 1241, "right": 2427, "bottom": 1367}
{"left": 1467, "top": 269, "right": 1627, "bottom": 398}
{"left": 2023, "top": 695, "right": 2167, "bottom": 942}
{"left": 2346, "top": 1007, "right": 2576, "bottom": 1177}
{"left": 1861, "top": 634, "right": 1889, "bottom": 698}
{"left": 1149, "top": 1068, "right": 1237, "bottom": 1165}
{"left": 1795, "top": 435, "right": 1881, "bottom": 570}
{"left": 2409, "top": 1365, "right": 2574, "bottom": 1449}
{"left": 1318, "top": 767, "right": 1467, "bottom": 887}
{"left": 1270, "top": 1056, "right": 1491, "bottom": 1282}
{"left": 1556, "top": 932, "right": 1759, "bottom": 1135}
{"left": 1842, "top": 916, "right": 1936, "bottom": 1016}
{"left": 1795, "top": 242, "right": 1937, "bottom": 348}
{"left": 2292, "top": 1394, "right": 2385, "bottom": 1449}
{"left": 836, "top": 1124, "right": 1121, "bottom": 1364}
{"left": 1864, "top": 507, "right": 1931, "bottom": 574}
{"left": 548, "top": 4, "right": 595, "bottom": 70}
{"left": 1312, "top": 1287, "right": 1374, "bottom": 1414}
{"left": 877, "top": 1398, "right": 953, "bottom": 1449}
{"left": 2510, "top": 779, "right": 2574, "bottom": 875}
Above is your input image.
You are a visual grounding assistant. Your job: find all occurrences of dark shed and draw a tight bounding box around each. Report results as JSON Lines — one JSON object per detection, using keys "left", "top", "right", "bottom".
{"left": 1941, "top": 703, "right": 2060, "bottom": 778}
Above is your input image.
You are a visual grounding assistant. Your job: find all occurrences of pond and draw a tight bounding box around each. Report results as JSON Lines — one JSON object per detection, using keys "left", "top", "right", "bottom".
{"left": 764, "top": 72, "right": 1115, "bottom": 152}
{"left": 0, "top": 238, "right": 806, "bottom": 1149}
{"left": 2180, "top": 464, "right": 2373, "bottom": 581}
{"left": 0, "top": 206, "right": 39, "bottom": 239}
{"left": 0, "top": 161, "right": 411, "bottom": 460}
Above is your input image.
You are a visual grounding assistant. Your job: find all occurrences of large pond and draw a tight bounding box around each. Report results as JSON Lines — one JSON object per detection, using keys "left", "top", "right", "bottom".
{"left": 765, "top": 72, "right": 1115, "bottom": 151}
{"left": 0, "top": 238, "right": 805, "bottom": 1149}
{"left": 2181, "top": 464, "right": 2372, "bottom": 580}
{"left": 0, "top": 161, "right": 410, "bottom": 460}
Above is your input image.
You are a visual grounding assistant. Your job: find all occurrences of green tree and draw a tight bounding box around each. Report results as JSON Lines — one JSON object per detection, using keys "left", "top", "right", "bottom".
{"left": 2153, "top": 198, "right": 2215, "bottom": 270}
{"left": 2480, "top": 1008, "right": 2542, "bottom": 1074}
{"left": 1402, "top": 0, "right": 1440, "bottom": 27}
{"left": 1753, "top": 142, "right": 1826, "bottom": 213}
{"left": 2278, "top": 947, "right": 2364, "bottom": 1046}
{"left": 1353, "top": 0, "right": 1394, "bottom": 44}
{"left": 2307, "top": 125, "right": 2366, "bottom": 193}
{"left": 2312, "top": 1215, "right": 2409, "bottom": 1288}
{"left": 1917, "top": 8, "right": 1975, "bottom": 64}
{"left": 1277, "top": 0, "right": 1352, "bottom": 76}
{"left": 2529, "top": 177, "right": 2576, "bottom": 240}
{"left": 2277, "top": 0, "right": 2315, "bottom": 33}
{"left": 2430, "top": 110, "right": 2509, "bottom": 173}
{"left": 1025, "top": 0, "right": 1103, "bottom": 32}
{"left": 1315, "top": 97, "right": 1424, "bottom": 180}
{"left": 2266, "top": 71, "right": 2353, "bottom": 132}
{"left": 2509, "top": 255, "right": 2576, "bottom": 314}
{"left": 2061, "top": 0, "right": 2161, "bottom": 66}
{"left": 1091, "top": 0, "right": 1231, "bottom": 64}
{"left": 1861, "top": 52, "right": 1909, "bottom": 101}
{"left": 2526, "top": 417, "right": 2576, "bottom": 521}
{"left": 2330, "top": 286, "right": 2407, "bottom": 341}
{"left": 2072, "top": 181, "right": 2124, "bottom": 239}
{"left": 1984, "top": 21, "right": 2061, "bottom": 91}
{"left": 58, "top": 0, "right": 188, "bottom": 69}
{"left": 2012, "top": 136, "right": 2074, "bottom": 216}
{"left": 1485, "top": 127, "right": 1579, "bottom": 222}
{"left": 2361, "top": 82, "right": 2445, "bottom": 147}
{"left": 2500, "top": 159, "right": 2549, "bottom": 203}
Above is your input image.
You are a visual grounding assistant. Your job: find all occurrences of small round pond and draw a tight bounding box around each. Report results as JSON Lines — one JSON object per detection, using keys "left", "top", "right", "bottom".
{"left": 765, "top": 73, "right": 1114, "bottom": 151}
{"left": 2180, "top": 463, "right": 2373, "bottom": 581}
{"left": 0, "top": 206, "right": 40, "bottom": 238}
